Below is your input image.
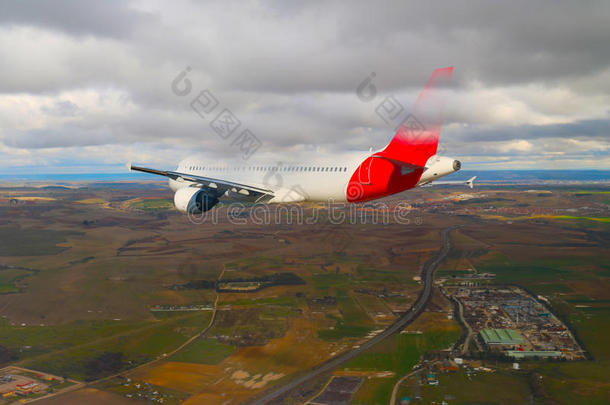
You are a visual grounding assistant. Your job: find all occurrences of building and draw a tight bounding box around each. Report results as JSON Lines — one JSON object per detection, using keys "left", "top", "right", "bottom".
{"left": 426, "top": 373, "right": 439, "bottom": 385}
{"left": 0, "top": 375, "right": 13, "bottom": 383}
{"left": 17, "top": 381, "right": 37, "bottom": 390}
{"left": 438, "top": 360, "right": 459, "bottom": 372}
{"left": 506, "top": 351, "right": 562, "bottom": 359}
{"left": 480, "top": 328, "right": 524, "bottom": 347}
{"left": 538, "top": 312, "right": 551, "bottom": 318}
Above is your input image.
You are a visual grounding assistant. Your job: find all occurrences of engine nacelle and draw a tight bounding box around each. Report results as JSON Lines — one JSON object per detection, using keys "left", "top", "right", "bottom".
{"left": 418, "top": 155, "right": 461, "bottom": 184}
{"left": 174, "top": 187, "right": 219, "bottom": 213}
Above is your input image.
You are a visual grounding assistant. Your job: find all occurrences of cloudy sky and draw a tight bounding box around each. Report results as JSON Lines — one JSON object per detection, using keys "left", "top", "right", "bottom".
{"left": 0, "top": 0, "right": 609, "bottom": 174}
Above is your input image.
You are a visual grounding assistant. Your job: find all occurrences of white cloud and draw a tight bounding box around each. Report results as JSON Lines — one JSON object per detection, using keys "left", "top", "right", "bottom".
{"left": 498, "top": 140, "right": 533, "bottom": 153}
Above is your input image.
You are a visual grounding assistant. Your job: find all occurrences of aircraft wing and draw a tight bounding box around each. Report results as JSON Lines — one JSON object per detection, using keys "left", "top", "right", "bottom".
{"left": 130, "top": 165, "right": 275, "bottom": 203}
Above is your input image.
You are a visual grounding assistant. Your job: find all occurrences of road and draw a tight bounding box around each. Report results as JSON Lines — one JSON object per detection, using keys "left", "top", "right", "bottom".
{"left": 388, "top": 362, "right": 438, "bottom": 405}
{"left": 252, "top": 226, "right": 456, "bottom": 405}
{"left": 454, "top": 295, "right": 480, "bottom": 355}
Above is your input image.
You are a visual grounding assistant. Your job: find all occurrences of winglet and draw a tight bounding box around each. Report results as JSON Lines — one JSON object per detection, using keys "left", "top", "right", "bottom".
{"left": 126, "top": 161, "right": 132, "bottom": 171}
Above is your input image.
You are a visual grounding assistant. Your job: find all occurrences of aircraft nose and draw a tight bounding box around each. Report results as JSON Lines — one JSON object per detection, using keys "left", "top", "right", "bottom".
{"left": 453, "top": 160, "right": 461, "bottom": 171}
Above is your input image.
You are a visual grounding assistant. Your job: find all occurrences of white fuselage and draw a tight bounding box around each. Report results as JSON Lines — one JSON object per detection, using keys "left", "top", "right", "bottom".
{"left": 168, "top": 152, "right": 458, "bottom": 203}
{"left": 169, "top": 151, "right": 370, "bottom": 202}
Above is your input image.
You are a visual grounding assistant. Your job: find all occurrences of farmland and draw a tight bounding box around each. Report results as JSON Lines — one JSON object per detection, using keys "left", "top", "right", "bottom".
{"left": 0, "top": 182, "right": 608, "bottom": 404}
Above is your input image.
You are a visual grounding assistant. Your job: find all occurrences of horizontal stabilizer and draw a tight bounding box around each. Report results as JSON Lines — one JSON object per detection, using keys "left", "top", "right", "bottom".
{"left": 466, "top": 176, "right": 476, "bottom": 189}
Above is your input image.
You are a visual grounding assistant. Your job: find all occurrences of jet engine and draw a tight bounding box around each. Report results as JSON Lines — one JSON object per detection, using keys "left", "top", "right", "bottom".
{"left": 424, "top": 155, "right": 460, "bottom": 178}
{"left": 173, "top": 187, "right": 219, "bottom": 213}
{"left": 416, "top": 155, "right": 461, "bottom": 186}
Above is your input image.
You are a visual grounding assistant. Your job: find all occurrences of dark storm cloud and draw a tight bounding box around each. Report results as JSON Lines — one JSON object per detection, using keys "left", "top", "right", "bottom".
{"left": 451, "top": 117, "right": 610, "bottom": 143}
{"left": 196, "top": 0, "right": 610, "bottom": 93}
{"left": 0, "top": 0, "right": 154, "bottom": 39}
{"left": 0, "top": 0, "right": 608, "bottom": 170}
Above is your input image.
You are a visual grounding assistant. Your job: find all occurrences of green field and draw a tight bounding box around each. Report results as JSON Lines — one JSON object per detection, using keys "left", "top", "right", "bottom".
{"left": 553, "top": 215, "right": 610, "bottom": 223}
{"left": 571, "top": 191, "right": 610, "bottom": 195}
{"left": 0, "top": 226, "right": 80, "bottom": 256}
{"left": 207, "top": 307, "right": 289, "bottom": 347}
{"left": 347, "top": 329, "right": 461, "bottom": 404}
{"left": 12, "top": 312, "right": 212, "bottom": 380}
{"left": 419, "top": 369, "right": 531, "bottom": 405}
{"left": 355, "top": 265, "right": 411, "bottom": 283}
{"left": 317, "top": 288, "right": 374, "bottom": 340}
{"left": 130, "top": 198, "right": 173, "bottom": 210}
{"left": 478, "top": 262, "right": 575, "bottom": 282}
{"left": 0, "top": 268, "right": 35, "bottom": 293}
{"left": 522, "top": 306, "right": 610, "bottom": 404}
{"left": 345, "top": 330, "right": 460, "bottom": 375}
{"left": 222, "top": 296, "right": 297, "bottom": 307}
{"left": 311, "top": 273, "right": 351, "bottom": 291}
{"left": 531, "top": 282, "right": 574, "bottom": 295}
{"left": 0, "top": 282, "right": 19, "bottom": 293}
{"left": 170, "top": 338, "right": 235, "bottom": 364}
{"left": 436, "top": 269, "right": 472, "bottom": 278}
{"left": 476, "top": 255, "right": 608, "bottom": 286}
{"left": 0, "top": 318, "right": 149, "bottom": 358}
{"left": 569, "top": 307, "right": 610, "bottom": 360}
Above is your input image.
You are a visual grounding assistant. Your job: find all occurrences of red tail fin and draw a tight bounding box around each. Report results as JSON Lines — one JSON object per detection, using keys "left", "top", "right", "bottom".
{"left": 379, "top": 67, "right": 453, "bottom": 167}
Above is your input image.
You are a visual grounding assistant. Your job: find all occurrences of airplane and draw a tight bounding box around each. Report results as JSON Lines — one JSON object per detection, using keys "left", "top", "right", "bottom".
{"left": 131, "top": 67, "right": 463, "bottom": 214}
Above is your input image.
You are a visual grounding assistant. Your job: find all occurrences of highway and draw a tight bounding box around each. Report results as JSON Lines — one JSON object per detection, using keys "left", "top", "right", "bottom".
{"left": 252, "top": 226, "right": 456, "bottom": 404}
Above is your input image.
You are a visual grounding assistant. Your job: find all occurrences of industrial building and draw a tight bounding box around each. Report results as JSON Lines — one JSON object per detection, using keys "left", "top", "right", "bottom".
{"left": 444, "top": 285, "right": 586, "bottom": 360}
{"left": 480, "top": 329, "right": 524, "bottom": 347}
{"left": 506, "top": 351, "right": 562, "bottom": 359}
